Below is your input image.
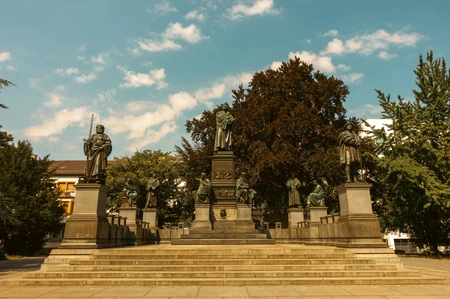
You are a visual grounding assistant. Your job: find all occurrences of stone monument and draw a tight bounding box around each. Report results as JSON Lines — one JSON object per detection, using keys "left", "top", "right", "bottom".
{"left": 60, "top": 120, "right": 112, "bottom": 249}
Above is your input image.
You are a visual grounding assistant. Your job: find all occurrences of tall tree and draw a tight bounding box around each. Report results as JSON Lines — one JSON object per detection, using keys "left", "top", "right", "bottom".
{"left": 0, "top": 78, "right": 15, "bottom": 109}
{"left": 368, "top": 51, "right": 450, "bottom": 253}
{"left": 179, "top": 58, "right": 350, "bottom": 212}
{"left": 106, "top": 150, "right": 183, "bottom": 224}
{"left": 0, "top": 141, "right": 64, "bottom": 255}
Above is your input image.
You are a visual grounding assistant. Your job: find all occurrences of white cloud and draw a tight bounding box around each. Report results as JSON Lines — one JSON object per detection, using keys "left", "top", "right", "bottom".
{"left": 137, "top": 39, "right": 182, "bottom": 52}
{"left": 185, "top": 10, "right": 206, "bottom": 21}
{"left": 96, "top": 89, "right": 116, "bottom": 102}
{"left": 78, "top": 45, "right": 86, "bottom": 52}
{"left": 321, "top": 29, "right": 339, "bottom": 37}
{"left": 91, "top": 53, "right": 110, "bottom": 64}
{"left": 344, "top": 29, "right": 424, "bottom": 55}
{"left": 195, "top": 72, "right": 252, "bottom": 107}
{"left": 44, "top": 93, "right": 63, "bottom": 107}
{"left": 75, "top": 73, "right": 97, "bottom": 83}
{"left": 0, "top": 52, "right": 11, "bottom": 62}
{"left": 54, "top": 67, "right": 79, "bottom": 76}
{"left": 340, "top": 72, "right": 364, "bottom": 83}
{"left": 152, "top": 0, "right": 177, "bottom": 15}
{"left": 24, "top": 107, "right": 89, "bottom": 141}
{"left": 348, "top": 103, "right": 383, "bottom": 118}
{"left": 227, "top": 0, "right": 281, "bottom": 20}
{"left": 306, "top": 39, "right": 312, "bottom": 44}
{"left": 127, "top": 47, "right": 141, "bottom": 55}
{"left": 322, "top": 38, "right": 345, "bottom": 55}
{"left": 29, "top": 78, "right": 41, "bottom": 89}
{"left": 117, "top": 66, "right": 168, "bottom": 89}
{"left": 142, "top": 61, "right": 153, "bottom": 67}
{"left": 6, "top": 65, "right": 16, "bottom": 71}
{"left": 270, "top": 61, "right": 282, "bottom": 70}
{"left": 163, "top": 22, "right": 207, "bottom": 43}
{"left": 76, "top": 56, "right": 86, "bottom": 61}
{"left": 125, "top": 122, "right": 177, "bottom": 152}
{"left": 94, "top": 66, "right": 104, "bottom": 72}
{"left": 337, "top": 64, "right": 350, "bottom": 71}
{"left": 206, "top": 1, "right": 218, "bottom": 10}
{"left": 379, "top": 51, "right": 398, "bottom": 60}
{"left": 289, "top": 51, "right": 335, "bottom": 73}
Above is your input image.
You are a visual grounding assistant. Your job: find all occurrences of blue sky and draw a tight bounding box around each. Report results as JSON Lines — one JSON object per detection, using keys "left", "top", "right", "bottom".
{"left": 1, "top": 0, "right": 449, "bottom": 160}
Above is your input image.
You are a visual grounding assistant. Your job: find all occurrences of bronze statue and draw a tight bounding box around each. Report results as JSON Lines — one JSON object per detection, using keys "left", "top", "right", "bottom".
{"left": 123, "top": 177, "right": 138, "bottom": 207}
{"left": 338, "top": 122, "right": 362, "bottom": 183}
{"left": 192, "top": 173, "right": 211, "bottom": 204}
{"left": 214, "top": 103, "right": 236, "bottom": 151}
{"left": 306, "top": 179, "right": 325, "bottom": 207}
{"left": 145, "top": 173, "right": 160, "bottom": 208}
{"left": 83, "top": 124, "right": 112, "bottom": 184}
{"left": 286, "top": 174, "right": 301, "bottom": 207}
{"left": 236, "top": 172, "right": 256, "bottom": 205}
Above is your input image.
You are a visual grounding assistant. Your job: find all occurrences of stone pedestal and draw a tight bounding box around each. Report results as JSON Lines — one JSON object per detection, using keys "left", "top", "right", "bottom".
{"left": 119, "top": 207, "right": 143, "bottom": 246}
{"left": 211, "top": 151, "right": 236, "bottom": 206}
{"left": 142, "top": 208, "right": 158, "bottom": 229}
{"left": 107, "top": 215, "right": 117, "bottom": 247}
{"left": 191, "top": 204, "right": 212, "bottom": 230}
{"left": 288, "top": 208, "right": 304, "bottom": 228}
{"left": 309, "top": 207, "right": 328, "bottom": 222}
{"left": 335, "top": 183, "right": 385, "bottom": 248}
{"left": 60, "top": 183, "right": 111, "bottom": 249}
{"left": 237, "top": 204, "right": 252, "bottom": 221}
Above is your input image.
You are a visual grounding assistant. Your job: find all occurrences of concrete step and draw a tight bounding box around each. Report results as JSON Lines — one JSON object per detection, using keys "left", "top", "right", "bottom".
{"left": 23, "top": 269, "right": 422, "bottom": 279}
{"left": 180, "top": 233, "right": 268, "bottom": 239}
{"left": 1, "top": 276, "right": 444, "bottom": 287}
{"left": 170, "top": 238, "right": 276, "bottom": 245}
{"left": 70, "top": 258, "right": 377, "bottom": 266}
{"left": 88, "top": 253, "right": 356, "bottom": 259}
{"left": 41, "top": 264, "right": 400, "bottom": 272}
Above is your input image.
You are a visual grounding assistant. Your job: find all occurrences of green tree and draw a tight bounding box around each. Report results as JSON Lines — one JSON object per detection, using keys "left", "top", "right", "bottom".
{"left": 0, "top": 141, "right": 64, "bottom": 255}
{"left": 178, "top": 57, "right": 350, "bottom": 212}
{"left": 106, "top": 150, "right": 183, "bottom": 225}
{"left": 368, "top": 51, "right": 450, "bottom": 253}
{"left": 0, "top": 78, "right": 15, "bottom": 109}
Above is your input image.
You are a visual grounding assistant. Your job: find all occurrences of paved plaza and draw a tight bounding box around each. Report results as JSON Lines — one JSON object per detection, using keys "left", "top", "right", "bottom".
{"left": 1, "top": 255, "right": 450, "bottom": 298}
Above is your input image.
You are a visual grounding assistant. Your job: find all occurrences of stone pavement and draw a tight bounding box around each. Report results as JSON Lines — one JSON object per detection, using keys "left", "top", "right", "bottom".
{"left": 0, "top": 256, "right": 450, "bottom": 298}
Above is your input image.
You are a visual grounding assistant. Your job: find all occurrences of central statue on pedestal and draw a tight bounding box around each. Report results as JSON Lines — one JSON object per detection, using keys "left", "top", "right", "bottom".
{"left": 214, "top": 103, "right": 236, "bottom": 152}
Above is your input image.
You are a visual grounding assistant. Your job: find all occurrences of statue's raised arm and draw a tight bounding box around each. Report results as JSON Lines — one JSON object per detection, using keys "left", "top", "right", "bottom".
{"left": 214, "top": 103, "right": 236, "bottom": 152}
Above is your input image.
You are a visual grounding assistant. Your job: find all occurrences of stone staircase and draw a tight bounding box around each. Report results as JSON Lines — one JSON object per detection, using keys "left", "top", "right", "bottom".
{"left": 171, "top": 228, "right": 276, "bottom": 245}
{"left": 0, "top": 244, "right": 445, "bottom": 286}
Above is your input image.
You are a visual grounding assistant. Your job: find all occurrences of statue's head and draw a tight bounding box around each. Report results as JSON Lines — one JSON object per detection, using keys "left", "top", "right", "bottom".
{"left": 344, "top": 122, "right": 353, "bottom": 131}
{"left": 240, "top": 172, "right": 247, "bottom": 177}
{"left": 96, "top": 124, "right": 105, "bottom": 134}
{"left": 201, "top": 172, "right": 206, "bottom": 179}
{"left": 221, "top": 103, "right": 230, "bottom": 111}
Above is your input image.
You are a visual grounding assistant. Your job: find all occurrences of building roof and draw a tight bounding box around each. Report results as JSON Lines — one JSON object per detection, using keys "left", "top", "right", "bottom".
{"left": 49, "top": 160, "right": 86, "bottom": 176}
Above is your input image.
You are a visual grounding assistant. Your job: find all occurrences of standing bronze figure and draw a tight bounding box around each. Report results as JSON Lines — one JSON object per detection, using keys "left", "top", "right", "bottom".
{"left": 83, "top": 124, "right": 112, "bottom": 184}
{"left": 214, "top": 103, "right": 236, "bottom": 151}
{"left": 338, "top": 122, "right": 362, "bottom": 183}
{"left": 286, "top": 174, "right": 301, "bottom": 207}
{"left": 146, "top": 173, "right": 160, "bottom": 208}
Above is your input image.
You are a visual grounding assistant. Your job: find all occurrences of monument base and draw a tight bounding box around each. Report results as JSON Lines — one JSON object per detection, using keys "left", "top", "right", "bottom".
{"left": 59, "top": 184, "right": 110, "bottom": 249}
{"left": 119, "top": 207, "right": 143, "bottom": 246}
{"left": 308, "top": 207, "right": 328, "bottom": 222}
{"left": 288, "top": 208, "right": 304, "bottom": 228}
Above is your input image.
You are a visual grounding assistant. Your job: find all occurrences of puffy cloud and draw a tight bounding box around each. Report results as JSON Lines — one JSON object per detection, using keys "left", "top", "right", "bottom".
{"left": 322, "top": 38, "right": 345, "bottom": 55}
{"left": 348, "top": 103, "right": 384, "bottom": 118}
{"left": 289, "top": 51, "right": 335, "bottom": 73}
{"left": 185, "top": 10, "right": 206, "bottom": 21}
{"left": 195, "top": 72, "right": 252, "bottom": 107}
{"left": 96, "top": 89, "right": 116, "bottom": 102}
{"left": 54, "top": 67, "right": 79, "bottom": 76}
{"left": 44, "top": 93, "right": 63, "bottom": 107}
{"left": 117, "top": 66, "right": 168, "bottom": 89}
{"left": 75, "top": 73, "right": 97, "bottom": 83}
{"left": 91, "top": 53, "right": 110, "bottom": 64}
{"left": 378, "top": 51, "right": 398, "bottom": 60}
{"left": 270, "top": 61, "right": 283, "bottom": 70}
{"left": 152, "top": 0, "right": 177, "bottom": 15}
{"left": 0, "top": 52, "right": 11, "bottom": 62}
{"left": 340, "top": 72, "right": 364, "bottom": 83}
{"left": 321, "top": 29, "right": 339, "bottom": 37}
{"left": 125, "top": 122, "right": 177, "bottom": 152}
{"left": 24, "top": 107, "right": 89, "bottom": 141}
{"left": 163, "top": 23, "right": 207, "bottom": 43}
{"left": 127, "top": 47, "right": 141, "bottom": 55}
{"left": 5, "top": 65, "right": 16, "bottom": 71}
{"left": 337, "top": 64, "right": 350, "bottom": 71}
{"left": 136, "top": 39, "right": 182, "bottom": 52}
{"left": 226, "top": 0, "right": 281, "bottom": 20}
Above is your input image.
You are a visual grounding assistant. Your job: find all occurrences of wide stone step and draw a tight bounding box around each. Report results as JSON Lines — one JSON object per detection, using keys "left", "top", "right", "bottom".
{"left": 170, "top": 239, "right": 276, "bottom": 245}
{"left": 42, "top": 264, "right": 399, "bottom": 272}
{"left": 70, "top": 258, "right": 377, "bottom": 266}
{"left": 23, "top": 269, "right": 422, "bottom": 279}
{"left": 88, "top": 253, "right": 356, "bottom": 259}
{"left": 2, "top": 276, "right": 444, "bottom": 287}
{"left": 180, "top": 233, "right": 268, "bottom": 239}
